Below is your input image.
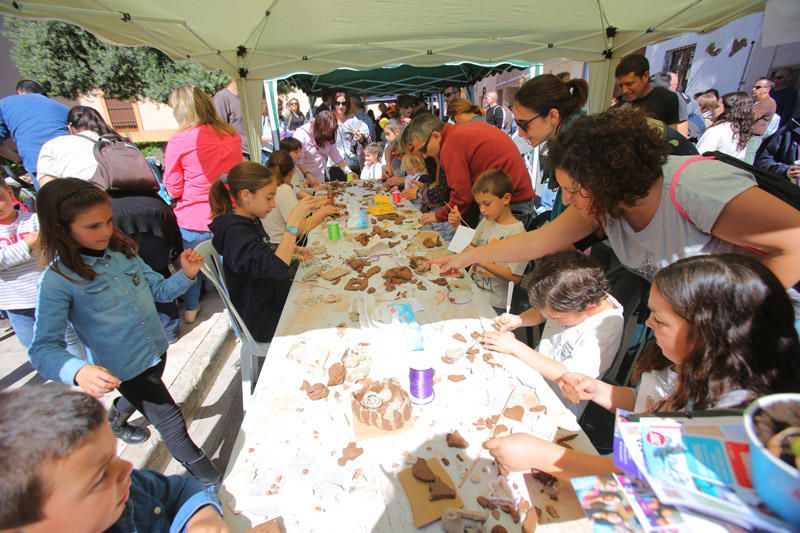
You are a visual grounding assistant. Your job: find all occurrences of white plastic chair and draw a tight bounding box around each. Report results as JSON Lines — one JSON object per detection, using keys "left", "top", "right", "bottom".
{"left": 194, "top": 239, "right": 268, "bottom": 410}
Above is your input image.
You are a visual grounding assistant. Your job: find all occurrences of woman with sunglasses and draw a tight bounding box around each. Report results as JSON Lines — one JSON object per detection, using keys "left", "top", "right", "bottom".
{"left": 333, "top": 91, "right": 370, "bottom": 175}
{"left": 433, "top": 108, "right": 800, "bottom": 290}
{"left": 511, "top": 74, "right": 589, "bottom": 221}
{"left": 283, "top": 97, "right": 306, "bottom": 133}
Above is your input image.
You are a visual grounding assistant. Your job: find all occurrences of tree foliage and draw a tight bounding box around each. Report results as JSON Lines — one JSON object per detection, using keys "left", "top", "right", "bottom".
{"left": 2, "top": 17, "right": 229, "bottom": 101}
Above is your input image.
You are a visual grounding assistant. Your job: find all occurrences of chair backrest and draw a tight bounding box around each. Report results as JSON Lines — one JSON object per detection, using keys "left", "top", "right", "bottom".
{"left": 194, "top": 239, "right": 257, "bottom": 346}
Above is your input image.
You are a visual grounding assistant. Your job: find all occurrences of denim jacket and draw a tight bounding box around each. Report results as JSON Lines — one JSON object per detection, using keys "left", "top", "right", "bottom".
{"left": 108, "top": 469, "right": 222, "bottom": 533}
{"left": 29, "top": 250, "right": 195, "bottom": 384}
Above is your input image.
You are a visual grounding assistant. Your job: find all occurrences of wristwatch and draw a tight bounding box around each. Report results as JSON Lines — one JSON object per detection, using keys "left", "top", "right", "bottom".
{"left": 284, "top": 225, "right": 300, "bottom": 236}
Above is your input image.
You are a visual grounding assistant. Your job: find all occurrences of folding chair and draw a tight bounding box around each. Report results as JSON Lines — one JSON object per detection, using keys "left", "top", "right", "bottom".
{"left": 194, "top": 240, "right": 268, "bottom": 410}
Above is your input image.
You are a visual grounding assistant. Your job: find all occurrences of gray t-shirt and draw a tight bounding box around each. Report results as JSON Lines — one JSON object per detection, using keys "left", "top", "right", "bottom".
{"left": 604, "top": 155, "right": 757, "bottom": 281}
{"left": 213, "top": 88, "right": 248, "bottom": 155}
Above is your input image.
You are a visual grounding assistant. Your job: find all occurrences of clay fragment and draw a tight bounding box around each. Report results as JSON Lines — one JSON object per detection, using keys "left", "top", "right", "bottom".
{"left": 428, "top": 476, "right": 457, "bottom": 501}
{"left": 337, "top": 442, "right": 363, "bottom": 466}
{"left": 344, "top": 278, "right": 369, "bottom": 291}
{"left": 417, "top": 281, "right": 427, "bottom": 290}
{"left": 442, "top": 457, "right": 450, "bottom": 466}
{"left": 367, "top": 287, "right": 376, "bottom": 294}
{"left": 446, "top": 430, "right": 469, "bottom": 448}
{"left": 500, "top": 503, "right": 513, "bottom": 514}
{"left": 491, "top": 508, "right": 500, "bottom": 520}
{"left": 452, "top": 333, "right": 467, "bottom": 343}
{"left": 477, "top": 496, "right": 490, "bottom": 508}
{"left": 306, "top": 383, "right": 329, "bottom": 400}
{"left": 431, "top": 277, "right": 448, "bottom": 286}
{"left": 423, "top": 236, "right": 442, "bottom": 248}
{"left": 362, "top": 266, "right": 380, "bottom": 278}
{"left": 327, "top": 362, "right": 346, "bottom": 386}
{"left": 494, "top": 424, "right": 508, "bottom": 434}
{"left": 388, "top": 240, "right": 401, "bottom": 248}
{"left": 447, "top": 374, "right": 466, "bottom": 383}
{"left": 346, "top": 258, "right": 370, "bottom": 272}
{"left": 411, "top": 458, "right": 436, "bottom": 482}
{"left": 354, "top": 233, "right": 371, "bottom": 246}
{"left": 455, "top": 453, "right": 464, "bottom": 462}
{"left": 409, "top": 256, "right": 431, "bottom": 273}
{"left": 491, "top": 526, "right": 507, "bottom": 533}
{"left": 470, "top": 331, "right": 481, "bottom": 340}
{"left": 485, "top": 415, "right": 500, "bottom": 428}
{"left": 503, "top": 405, "right": 524, "bottom": 422}
{"left": 545, "top": 504, "right": 558, "bottom": 518}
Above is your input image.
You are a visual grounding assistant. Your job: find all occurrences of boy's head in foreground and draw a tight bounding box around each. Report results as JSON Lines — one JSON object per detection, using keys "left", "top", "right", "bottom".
{"left": 528, "top": 250, "right": 610, "bottom": 327}
{"left": 0, "top": 386, "right": 133, "bottom": 533}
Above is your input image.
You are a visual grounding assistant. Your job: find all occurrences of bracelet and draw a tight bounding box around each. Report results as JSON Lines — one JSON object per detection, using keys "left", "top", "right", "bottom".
{"left": 284, "top": 225, "right": 300, "bottom": 236}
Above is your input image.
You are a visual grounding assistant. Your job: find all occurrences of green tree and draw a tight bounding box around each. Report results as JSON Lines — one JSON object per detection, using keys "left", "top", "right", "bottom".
{"left": 2, "top": 17, "right": 229, "bottom": 101}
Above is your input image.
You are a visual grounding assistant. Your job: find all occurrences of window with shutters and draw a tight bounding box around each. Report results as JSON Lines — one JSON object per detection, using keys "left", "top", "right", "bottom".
{"left": 104, "top": 99, "right": 139, "bottom": 131}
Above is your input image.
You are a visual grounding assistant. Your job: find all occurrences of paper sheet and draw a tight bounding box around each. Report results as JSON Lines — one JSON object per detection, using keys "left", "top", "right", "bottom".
{"left": 447, "top": 226, "right": 476, "bottom": 254}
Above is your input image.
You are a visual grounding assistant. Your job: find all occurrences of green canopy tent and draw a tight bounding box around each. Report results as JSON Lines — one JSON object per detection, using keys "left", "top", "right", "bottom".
{"left": 0, "top": 0, "right": 766, "bottom": 158}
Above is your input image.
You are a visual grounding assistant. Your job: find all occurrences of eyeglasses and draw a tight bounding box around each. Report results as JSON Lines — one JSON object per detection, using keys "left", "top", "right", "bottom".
{"left": 514, "top": 114, "right": 540, "bottom": 133}
{"left": 335, "top": 101, "right": 348, "bottom": 107}
{"left": 420, "top": 129, "right": 439, "bottom": 154}
{"left": 443, "top": 92, "right": 456, "bottom": 98}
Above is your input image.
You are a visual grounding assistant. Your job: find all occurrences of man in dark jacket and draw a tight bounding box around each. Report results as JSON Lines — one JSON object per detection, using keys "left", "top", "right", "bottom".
{"left": 754, "top": 116, "right": 800, "bottom": 184}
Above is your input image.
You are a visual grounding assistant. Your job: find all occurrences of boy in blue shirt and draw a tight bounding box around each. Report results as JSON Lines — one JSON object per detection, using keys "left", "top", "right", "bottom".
{"left": 0, "top": 386, "right": 228, "bottom": 533}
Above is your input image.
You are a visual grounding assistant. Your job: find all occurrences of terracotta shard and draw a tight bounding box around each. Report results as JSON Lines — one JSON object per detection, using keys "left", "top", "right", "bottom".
{"left": 491, "top": 526, "right": 507, "bottom": 533}
{"left": 442, "top": 457, "right": 450, "bottom": 466}
{"left": 491, "top": 508, "right": 500, "bottom": 520}
{"left": 327, "top": 362, "right": 346, "bottom": 386}
{"left": 344, "top": 278, "right": 369, "bottom": 291}
{"left": 337, "top": 442, "right": 363, "bottom": 466}
{"left": 470, "top": 331, "right": 481, "bottom": 340}
{"left": 306, "top": 383, "right": 329, "bottom": 400}
{"left": 446, "top": 430, "right": 469, "bottom": 448}
{"left": 447, "top": 374, "right": 466, "bottom": 383}
{"left": 503, "top": 405, "right": 524, "bottom": 422}
{"left": 411, "top": 458, "right": 436, "bottom": 482}
{"left": 367, "top": 287, "right": 376, "bottom": 294}
{"left": 494, "top": 424, "right": 508, "bottom": 434}
{"left": 362, "top": 266, "right": 381, "bottom": 278}
{"left": 452, "top": 333, "right": 467, "bottom": 343}
{"left": 354, "top": 233, "right": 371, "bottom": 246}
{"left": 428, "top": 476, "right": 457, "bottom": 501}
{"left": 477, "top": 495, "right": 490, "bottom": 509}
{"left": 346, "top": 258, "right": 370, "bottom": 272}
{"left": 431, "top": 277, "right": 448, "bottom": 286}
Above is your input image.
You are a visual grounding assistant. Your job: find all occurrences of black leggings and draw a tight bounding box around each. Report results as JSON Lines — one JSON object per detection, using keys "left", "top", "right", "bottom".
{"left": 116, "top": 355, "right": 204, "bottom": 464}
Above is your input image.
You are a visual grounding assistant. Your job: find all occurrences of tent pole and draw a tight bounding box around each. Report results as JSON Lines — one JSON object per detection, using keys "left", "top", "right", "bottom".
{"left": 264, "top": 79, "right": 281, "bottom": 152}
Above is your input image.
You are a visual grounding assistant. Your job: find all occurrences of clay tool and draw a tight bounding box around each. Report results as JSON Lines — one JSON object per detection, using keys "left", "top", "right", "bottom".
{"left": 458, "top": 386, "right": 516, "bottom": 488}
{"left": 505, "top": 281, "right": 514, "bottom": 315}
{"left": 443, "top": 201, "right": 474, "bottom": 229}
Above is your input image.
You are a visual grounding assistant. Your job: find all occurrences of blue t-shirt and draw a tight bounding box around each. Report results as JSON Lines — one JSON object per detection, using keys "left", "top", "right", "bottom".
{"left": 0, "top": 93, "right": 69, "bottom": 181}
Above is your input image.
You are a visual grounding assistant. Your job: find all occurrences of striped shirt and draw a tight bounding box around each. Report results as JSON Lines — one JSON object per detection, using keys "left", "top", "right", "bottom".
{"left": 0, "top": 210, "right": 40, "bottom": 310}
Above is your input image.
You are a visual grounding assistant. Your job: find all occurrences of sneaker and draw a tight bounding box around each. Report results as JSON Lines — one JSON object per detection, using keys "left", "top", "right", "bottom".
{"left": 184, "top": 307, "right": 200, "bottom": 324}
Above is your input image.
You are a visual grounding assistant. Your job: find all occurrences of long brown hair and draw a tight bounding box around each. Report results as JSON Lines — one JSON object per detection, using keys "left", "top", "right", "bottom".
{"left": 311, "top": 111, "right": 338, "bottom": 147}
{"left": 713, "top": 91, "right": 755, "bottom": 151}
{"left": 36, "top": 178, "right": 137, "bottom": 282}
{"left": 266, "top": 150, "right": 295, "bottom": 185}
{"left": 209, "top": 161, "right": 278, "bottom": 217}
{"left": 638, "top": 254, "right": 800, "bottom": 411}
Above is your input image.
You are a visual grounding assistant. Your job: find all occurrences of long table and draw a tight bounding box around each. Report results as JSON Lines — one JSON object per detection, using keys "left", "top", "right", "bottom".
{"left": 220, "top": 184, "right": 596, "bottom": 532}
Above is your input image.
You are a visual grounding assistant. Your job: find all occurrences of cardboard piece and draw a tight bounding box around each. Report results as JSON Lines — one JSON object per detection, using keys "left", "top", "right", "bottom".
{"left": 447, "top": 225, "right": 476, "bottom": 253}
{"left": 321, "top": 267, "right": 350, "bottom": 281}
{"left": 398, "top": 458, "right": 464, "bottom": 528}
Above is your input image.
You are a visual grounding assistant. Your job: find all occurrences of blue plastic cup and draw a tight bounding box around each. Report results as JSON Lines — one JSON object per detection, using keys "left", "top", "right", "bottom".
{"left": 743, "top": 393, "right": 800, "bottom": 525}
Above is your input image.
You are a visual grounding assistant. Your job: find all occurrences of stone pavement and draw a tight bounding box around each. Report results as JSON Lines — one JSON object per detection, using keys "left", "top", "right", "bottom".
{"left": 0, "top": 290, "right": 243, "bottom": 474}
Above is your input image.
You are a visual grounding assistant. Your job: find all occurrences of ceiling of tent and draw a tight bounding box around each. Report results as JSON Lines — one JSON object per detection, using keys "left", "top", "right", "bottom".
{"left": 0, "top": 0, "right": 765, "bottom": 81}
{"left": 284, "top": 62, "right": 531, "bottom": 96}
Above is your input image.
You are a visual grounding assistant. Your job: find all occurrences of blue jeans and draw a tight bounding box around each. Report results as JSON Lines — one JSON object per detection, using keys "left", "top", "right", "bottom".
{"left": 7, "top": 308, "right": 85, "bottom": 357}
{"left": 179, "top": 228, "right": 213, "bottom": 311}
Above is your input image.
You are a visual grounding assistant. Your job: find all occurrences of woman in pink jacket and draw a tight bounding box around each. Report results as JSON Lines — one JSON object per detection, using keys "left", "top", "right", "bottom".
{"left": 164, "top": 85, "right": 242, "bottom": 323}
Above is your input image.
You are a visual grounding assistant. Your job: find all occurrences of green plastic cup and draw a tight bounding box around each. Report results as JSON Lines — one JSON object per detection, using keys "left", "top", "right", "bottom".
{"left": 327, "top": 221, "right": 341, "bottom": 241}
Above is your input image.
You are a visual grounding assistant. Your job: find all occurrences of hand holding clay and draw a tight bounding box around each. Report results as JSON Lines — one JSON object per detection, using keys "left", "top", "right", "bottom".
{"left": 429, "top": 249, "right": 475, "bottom": 276}
{"left": 558, "top": 372, "right": 597, "bottom": 403}
{"left": 287, "top": 196, "right": 316, "bottom": 227}
{"left": 419, "top": 212, "right": 437, "bottom": 225}
{"left": 483, "top": 433, "right": 560, "bottom": 473}
{"left": 318, "top": 204, "right": 341, "bottom": 218}
{"left": 480, "top": 331, "right": 520, "bottom": 356}
{"left": 493, "top": 313, "right": 522, "bottom": 332}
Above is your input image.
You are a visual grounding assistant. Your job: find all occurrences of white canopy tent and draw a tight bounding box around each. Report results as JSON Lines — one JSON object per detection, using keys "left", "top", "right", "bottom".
{"left": 0, "top": 0, "right": 765, "bottom": 158}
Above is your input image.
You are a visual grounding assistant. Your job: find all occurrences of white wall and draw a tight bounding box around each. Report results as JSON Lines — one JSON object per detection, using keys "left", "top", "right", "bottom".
{"left": 645, "top": 12, "right": 763, "bottom": 97}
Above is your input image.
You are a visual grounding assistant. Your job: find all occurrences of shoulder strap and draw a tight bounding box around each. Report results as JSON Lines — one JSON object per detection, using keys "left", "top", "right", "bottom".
{"left": 669, "top": 155, "right": 766, "bottom": 255}
{"left": 668, "top": 156, "right": 714, "bottom": 224}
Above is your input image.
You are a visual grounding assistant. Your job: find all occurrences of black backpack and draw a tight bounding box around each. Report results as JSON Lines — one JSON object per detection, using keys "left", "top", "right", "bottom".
{"left": 77, "top": 134, "right": 160, "bottom": 194}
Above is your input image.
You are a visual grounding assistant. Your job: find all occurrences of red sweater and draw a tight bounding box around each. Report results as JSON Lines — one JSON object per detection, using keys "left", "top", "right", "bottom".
{"left": 435, "top": 122, "right": 534, "bottom": 222}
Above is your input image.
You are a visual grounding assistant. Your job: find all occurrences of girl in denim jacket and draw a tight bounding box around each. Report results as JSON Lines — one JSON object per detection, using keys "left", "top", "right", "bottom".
{"left": 29, "top": 178, "right": 219, "bottom": 486}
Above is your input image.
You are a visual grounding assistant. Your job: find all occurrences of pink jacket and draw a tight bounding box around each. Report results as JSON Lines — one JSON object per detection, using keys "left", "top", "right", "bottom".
{"left": 164, "top": 124, "right": 243, "bottom": 231}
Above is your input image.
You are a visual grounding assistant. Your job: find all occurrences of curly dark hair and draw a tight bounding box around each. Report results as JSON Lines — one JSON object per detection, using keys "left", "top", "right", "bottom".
{"left": 650, "top": 254, "right": 800, "bottom": 411}
{"left": 545, "top": 108, "right": 670, "bottom": 219}
{"left": 712, "top": 91, "right": 755, "bottom": 151}
{"left": 527, "top": 250, "right": 610, "bottom": 313}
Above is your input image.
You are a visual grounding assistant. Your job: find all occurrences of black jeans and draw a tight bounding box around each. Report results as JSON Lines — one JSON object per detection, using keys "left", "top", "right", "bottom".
{"left": 116, "top": 355, "right": 204, "bottom": 464}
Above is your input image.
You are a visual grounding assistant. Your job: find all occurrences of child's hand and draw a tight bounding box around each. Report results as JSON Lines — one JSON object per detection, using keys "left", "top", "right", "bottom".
{"left": 181, "top": 249, "right": 206, "bottom": 280}
{"left": 558, "top": 372, "right": 597, "bottom": 403}
{"left": 383, "top": 176, "right": 406, "bottom": 187}
{"left": 483, "top": 433, "right": 549, "bottom": 472}
{"left": 447, "top": 204, "right": 461, "bottom": 228}
{"left": 419, "top": 212, "right": 437, "bottom": 225}
{"left": 318, "top": 204, "right": 341, "bottom": 218}
{"left": 287, "top": 196, "right": 317, "bottom": 227}
{"left": 294, "top": 247, "right": 315, "bottom": 261}
{"left": 186, "top": 505, "right": 229, "bottom": 533}
{"left": 480, "top": 331, "right": 520, "bottom": 356}
{"left": 23, "top": 231, "right": 39, "bottom": 249}
{"left": 401, "top": 183, "right": 419, "bottom": 200}
{"left": 430, "top": 250, "right": 475, "bottom": 275}
{"left": 494, "top": 312, "right": 522, "bottom": 331}
{"left": 312, "top": 196, "right": 330, "bottom": 209}
{"left": 312, "top": 183, "right": 327, "bottom": 191}
{"left": 75, "top": 365, "right": 121, "bottom": 398}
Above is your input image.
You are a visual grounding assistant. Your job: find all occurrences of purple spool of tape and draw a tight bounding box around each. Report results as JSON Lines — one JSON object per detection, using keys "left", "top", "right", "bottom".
{"left": 409, "top": 365, "right": 434, "bottom": 405}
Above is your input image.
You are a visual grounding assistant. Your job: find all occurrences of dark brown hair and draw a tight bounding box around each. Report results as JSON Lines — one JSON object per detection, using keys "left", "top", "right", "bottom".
{"left": 311, "top": 111, "right": 338, "bottom": 147}
{"left": 527, "top": 250, "right": 610, "bottom": 313}
{"left": 615, "top": 54, "right": 649, "bottom": 78}
{"left": 643, "top": 254, "right": 800, "bottom": 411}
{"left": 266, "top": 150, "right": 295, "bottom": 184}
{"left": 333, "top": 91, "right": 352, "bottom": 114}
{"left": 396, "top": 94, "right": 418, "bottom": 109}
{"left": 209, "top": 161, "right": 278, "bottom": 217}
{"left": 279, "top": 137, "right": 302, "bottom": 152}
{"left": 713, "top": 91, "right": 755, "bottom": 151}
{"left": 472, "top": 169, "right": 513, "bottom": 198}
{"left": 545, "top": 108, "right": 670, "bottom": 219}
{"left": 0, "top": 386, "right": 106, "bottom": 529}
{"left": 36, "top": 178, "right": 138, "bottom": 282}
{"left": 67, "top": 106, "right": 121, "bottom": 139}
{"left": 515, "top": 74, "right": 588, "bottom": 133}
